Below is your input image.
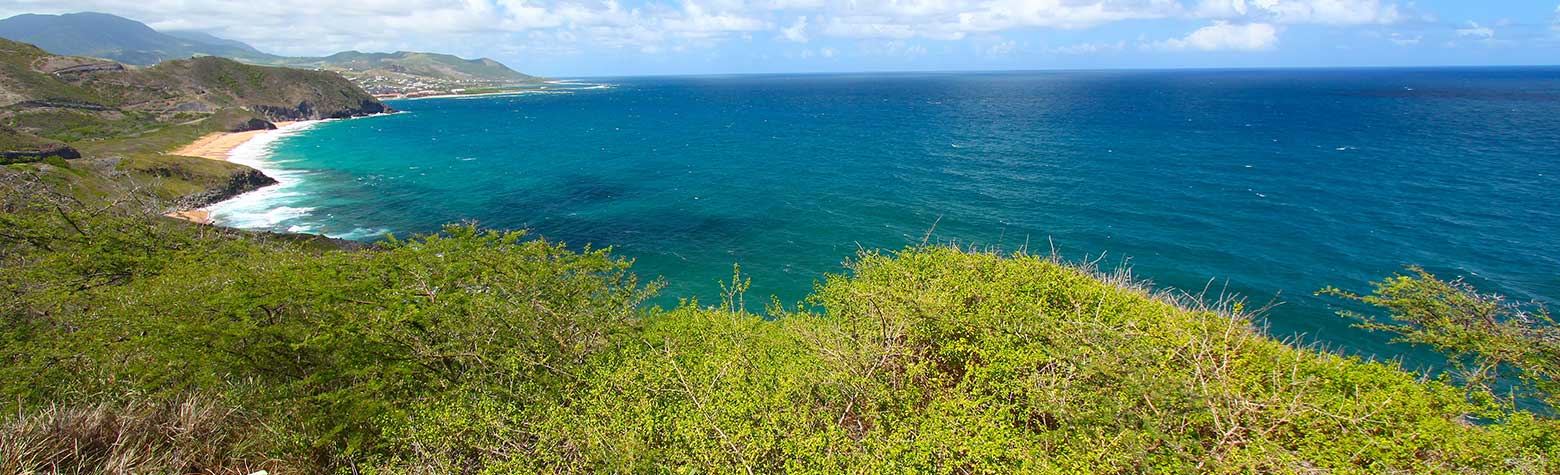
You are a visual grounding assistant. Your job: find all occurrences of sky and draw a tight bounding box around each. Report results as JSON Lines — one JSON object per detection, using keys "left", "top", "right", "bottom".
{"left": 1, "top": 0, "right": 1557, "bottom": 77}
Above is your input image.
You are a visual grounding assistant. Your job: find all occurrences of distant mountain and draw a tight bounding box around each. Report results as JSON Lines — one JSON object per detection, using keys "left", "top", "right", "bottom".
{"left": 0, "top": 37, "right": 388, "bottom": 147}
{"left": 0, "top": 12, "right": 541, "bottom": 93}
{"left": 274, "top": 51, "right": 538, "bottom": 83}
{"left": 0, "top": 12, "right": 274, "bottom": 65}
{"left": 163, "top": 30, "right": 266, "bottom": 54}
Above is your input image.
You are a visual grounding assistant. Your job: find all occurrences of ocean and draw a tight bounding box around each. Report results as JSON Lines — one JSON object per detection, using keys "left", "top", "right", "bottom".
{"left": 208, "top": 69, "right": 1560, "bottom": 364}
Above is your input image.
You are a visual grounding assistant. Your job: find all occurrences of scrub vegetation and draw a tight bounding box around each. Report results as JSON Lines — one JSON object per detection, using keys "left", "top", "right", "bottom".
{"left": 2, "top": 168, "right": 1555, "bottom": 474}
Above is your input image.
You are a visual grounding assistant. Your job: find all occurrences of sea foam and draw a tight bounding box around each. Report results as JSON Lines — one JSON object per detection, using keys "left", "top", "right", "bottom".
{"left": 205, "top": 121, "right": 327, "bottom": 230}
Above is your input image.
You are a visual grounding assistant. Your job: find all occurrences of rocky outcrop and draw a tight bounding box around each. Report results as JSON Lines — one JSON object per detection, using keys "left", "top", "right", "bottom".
{"left": 0, "top": 142, "right": 81, "bottom": 163}
{"left": 185, "top": 168, "right": 277, "bottom": 208}
{"left": 251, "top": 98, "right": 391, "bottom": 122}
{"left": 0, "top": 125, "right": 82, "bottom": 164}
{"left": 226, "top": 117, "right": 276, "bottom": 132}
{"left": 43, "top": 60, "right": 126, "bottom": 76}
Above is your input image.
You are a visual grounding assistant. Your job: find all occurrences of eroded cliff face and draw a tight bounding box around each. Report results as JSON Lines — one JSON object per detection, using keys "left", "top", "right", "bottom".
{"left": 250, "top": 98, "right": 391, "bottom": 122}
{"left": 116, "top": 154, "right": 278, "bottom": 209}
{"left": 0, "top": 142, "right": 81, "bottom": 163}
{"left": 189, "top": 167, "right": 277, "bottom": 207}
{"left": 0, "top": 125, "right": 81, "bottom": 164}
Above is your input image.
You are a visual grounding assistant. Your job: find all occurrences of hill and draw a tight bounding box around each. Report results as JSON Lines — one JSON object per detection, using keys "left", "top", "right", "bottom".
{"left": 0, "top": 37, "right": 388, "bottom": 144}
{"left": 0, "top": 12, "right": 543, "bottom": 95}
{"left": 270, "top": 50, "right": 543, "bottom": 95}
{"left": 0, "top": 12, "right": 275, "bottom": 65}
{"left": 0, "top": 36, "right": 386, "bottom": 211}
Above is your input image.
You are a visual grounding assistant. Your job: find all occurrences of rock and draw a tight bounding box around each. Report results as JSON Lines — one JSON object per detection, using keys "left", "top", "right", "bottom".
{"left": 184, "top": 167, "right": 278, "bottom": 208}
{"left": 226, "top": 117, "right": 277, "bottom": 132}
{"left": 0, "top": 143, "right": 81, "bottom": 163}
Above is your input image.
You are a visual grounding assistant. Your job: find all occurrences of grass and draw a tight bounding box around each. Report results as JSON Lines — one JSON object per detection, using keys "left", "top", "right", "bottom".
{"left": 114, "top": 153, "right": 263, "bottom": 205}
{"left": 0, "top": 394, "right": 299, "bottom": 474}
{"left": 71, "top": 119, "right": 221, "bottom": 158}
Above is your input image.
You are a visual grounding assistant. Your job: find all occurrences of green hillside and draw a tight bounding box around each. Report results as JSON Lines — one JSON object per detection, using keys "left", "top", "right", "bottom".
{"left": 275, "top": 50, "right": 539, "bottom": 83}
{"left": 0, "top": 189, "right": 1555, "bottom": 472}
{"left": 0, "top": 12, "right": 541, "bottom": 92}
{"left": 0, "top": 37, "right": 389, "bottom": 144}
{"left": 0, "top": 36, "right": 386, "bottom": 212}
{"left": 0, "top": 12, "right": 276, "bottom": 65}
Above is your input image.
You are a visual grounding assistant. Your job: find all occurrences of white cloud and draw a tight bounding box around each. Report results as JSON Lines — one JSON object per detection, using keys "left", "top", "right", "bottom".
{"left": 780, "top": 15, "right": 808, "bottom": 42}
{"left": 1196, "top": 0, "right": 1401, "bottom": 25}
{"left": 0, "top": 0, "right": 771, "bottom": 56}
{"left": 1045, "top": 40, "right": 1127, "bottom": 54}
{"left": 0, "top": 0, "right": 1470, "bottom": 69}
{"left": 1456, "top": 21, "right": 1494, "bottom": 39}
{"left": 1388, "top": 32, "right": 1420, "bottom": 46}
{"left": 954, "top": 0, "right": 1184, "bottom": 31}
{"left": 1152, "top": 21, "right": 1278, "bottom": 51}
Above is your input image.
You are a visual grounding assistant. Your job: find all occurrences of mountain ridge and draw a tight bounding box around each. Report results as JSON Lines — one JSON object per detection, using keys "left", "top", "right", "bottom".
{"left": 0, "top": 12, "right": 541, "bottom": 94}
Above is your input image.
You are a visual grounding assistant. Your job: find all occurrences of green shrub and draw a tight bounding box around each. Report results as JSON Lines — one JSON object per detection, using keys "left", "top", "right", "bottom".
{"left": 1323, "top": 268, "right": 1559, "bottom": 413}
{"left": 1, "top": 172, "right": 1555, "bottom": 474}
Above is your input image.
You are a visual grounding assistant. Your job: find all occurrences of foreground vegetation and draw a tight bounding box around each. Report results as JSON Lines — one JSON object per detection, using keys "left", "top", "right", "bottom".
{"left": 2, "top": 168, "right": 1556, "bottom": 474}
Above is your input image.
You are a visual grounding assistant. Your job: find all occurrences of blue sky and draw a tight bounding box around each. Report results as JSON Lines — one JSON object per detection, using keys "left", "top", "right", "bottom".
{"left": 3, "top": 0, "right": 1557, "bottom": 76}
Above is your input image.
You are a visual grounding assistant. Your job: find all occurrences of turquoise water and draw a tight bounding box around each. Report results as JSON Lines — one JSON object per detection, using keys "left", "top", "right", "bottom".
{"left": 210, "top": 69, "right": 1560, "bottom": 363}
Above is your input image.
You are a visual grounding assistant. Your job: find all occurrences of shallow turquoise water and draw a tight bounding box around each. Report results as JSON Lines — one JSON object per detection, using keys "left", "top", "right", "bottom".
{"left": 210, "top": 69, "right": 1560, "bottom": 364}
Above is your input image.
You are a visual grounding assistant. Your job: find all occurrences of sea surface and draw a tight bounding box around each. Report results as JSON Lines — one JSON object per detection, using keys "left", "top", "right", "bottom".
{"left": 209, "top": 69, "right": 1560, "bottom": 365}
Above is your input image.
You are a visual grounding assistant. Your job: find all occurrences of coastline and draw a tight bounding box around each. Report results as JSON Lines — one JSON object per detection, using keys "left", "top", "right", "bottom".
{"left": 387, "top": 83, "right": 610, "bottom": 101}
{"left": 164, "top": 120, "right": 318, "bottom": 225}
{"left": 398, "top": 88, "right": 565, "bottom": 101}
{"left": 165, "top": 112, "right": 399, "bottom": 228}
{"left": 170, "top": 121, "right": 302, "bottom": 161}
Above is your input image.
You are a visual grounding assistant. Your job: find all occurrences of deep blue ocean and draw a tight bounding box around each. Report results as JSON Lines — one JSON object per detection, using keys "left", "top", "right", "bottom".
{"left": 210, "top": 69, "right": 1560, "bottom": 365}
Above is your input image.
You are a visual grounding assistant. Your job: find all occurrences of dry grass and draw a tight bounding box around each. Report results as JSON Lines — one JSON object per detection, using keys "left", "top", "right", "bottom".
{"left": 1, "top": 394, "right": 296, "bottom": 475}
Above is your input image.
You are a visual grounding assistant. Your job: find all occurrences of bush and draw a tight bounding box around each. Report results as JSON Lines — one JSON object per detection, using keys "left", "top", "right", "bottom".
{"left": 1322, "top": 268, "right": 1559, "bottom": 413}
{"left": 2, "top": 172, "right": 1555, "bottom": 473}
{"left": 518, "top": 249, "right": 1557, "bottom": 474}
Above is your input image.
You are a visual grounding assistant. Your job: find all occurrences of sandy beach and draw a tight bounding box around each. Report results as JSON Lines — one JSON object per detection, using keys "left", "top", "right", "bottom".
{"left": 170, "top": 121, "right": 300, "bottom": 161}
{"left": 164, "top": 121, "right": 301, "bottom": 224}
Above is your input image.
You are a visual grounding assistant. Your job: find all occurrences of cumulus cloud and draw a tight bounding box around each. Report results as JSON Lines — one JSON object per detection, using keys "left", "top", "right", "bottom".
{"left": 0, "top": 0, "right": 773, "bottom": 56}
{"left": 1195, "top": 0, "right": 1401, "bottom": 25}
{"left": 780, "top": 15, "right": 808, "bottom": 42}
{"left": 1152, "top": 21, "right": 1278, "bottom": 51}
{"left": 815, "top": 0, "right": 1182, "bottom": 41}
{"left": 0, "top": 0, "right": 1469, "bottom": 64}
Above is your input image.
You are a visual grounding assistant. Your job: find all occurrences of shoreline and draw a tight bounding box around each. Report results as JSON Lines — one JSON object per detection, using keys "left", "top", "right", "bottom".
{"left": 164, "top": 120, "right": 317, "bottom": 225}
{"left": 165, "top": 112, "right": 398, "bottom": 227}
{"left": 169, "top": 121, "right": 303, "bottom": 161}
{"left": 387, "top": 83, "right": 610, "bottom": 101}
